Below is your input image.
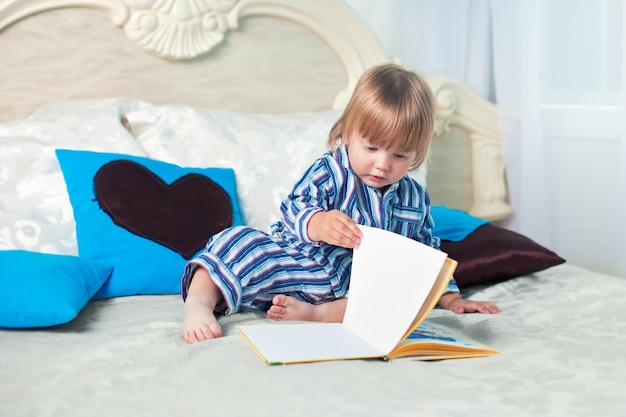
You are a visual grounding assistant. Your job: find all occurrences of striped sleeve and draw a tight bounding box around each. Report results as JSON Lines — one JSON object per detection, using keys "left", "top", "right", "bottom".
{"left": 278, "top": 156, "right": 336, "bottom": 243}
{"left": 419, "top": 191, "right": 440, "bottom": 249}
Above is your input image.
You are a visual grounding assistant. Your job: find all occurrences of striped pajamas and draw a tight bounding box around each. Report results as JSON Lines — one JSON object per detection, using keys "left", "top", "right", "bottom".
{"left": 181, "top": 145, "right": 459, "bottom": 314}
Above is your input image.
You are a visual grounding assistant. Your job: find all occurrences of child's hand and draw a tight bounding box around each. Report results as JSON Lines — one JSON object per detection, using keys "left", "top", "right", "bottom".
{"left": 438, "top": 292, "right": 501, "bottom": 314}
{"left": 308, "top": 210, "right": 362, "bottom": 248}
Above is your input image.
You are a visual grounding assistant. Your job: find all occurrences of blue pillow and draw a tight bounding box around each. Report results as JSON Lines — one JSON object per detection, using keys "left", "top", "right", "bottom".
{"left": 0, "top": 250, "right": 112, "bottom": 328}
{"left": 55, "top": 149, "right": 243, "bottom": 299}
{"left": 431, "top": 206, "right": 489, "bottom": 242}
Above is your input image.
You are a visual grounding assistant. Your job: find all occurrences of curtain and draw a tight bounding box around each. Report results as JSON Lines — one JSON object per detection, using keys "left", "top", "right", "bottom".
{"left": 490, "top": 0, "right": 551, "bottom": 245}
{"left": 345, "top": 0, "right": 494, "bottom": 100}
{"left": 610, "top": 1, "right": 624, "bottom": 278}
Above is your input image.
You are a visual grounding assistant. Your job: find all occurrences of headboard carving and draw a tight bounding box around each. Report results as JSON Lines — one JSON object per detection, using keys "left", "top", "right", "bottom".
{"left": 122, "top": 0, "right": 238, "bottom": 60}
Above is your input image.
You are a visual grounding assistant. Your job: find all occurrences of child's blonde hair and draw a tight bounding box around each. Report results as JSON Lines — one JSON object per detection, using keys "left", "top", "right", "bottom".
{"left": 328, "top": 64, "right": 435, "bottom": 171}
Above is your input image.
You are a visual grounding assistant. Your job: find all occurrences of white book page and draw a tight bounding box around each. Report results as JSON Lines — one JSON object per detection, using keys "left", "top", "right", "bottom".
{"left": 343, "top": 225, "right": 447, "bottom": 354}
{"left": 238, "top": 323, "right": 383, "bottom": 364}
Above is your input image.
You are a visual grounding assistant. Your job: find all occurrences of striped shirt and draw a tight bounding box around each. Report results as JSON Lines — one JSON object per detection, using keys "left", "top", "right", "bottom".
{"left": 272, "top": 145, "right": 458, "bottom": 294}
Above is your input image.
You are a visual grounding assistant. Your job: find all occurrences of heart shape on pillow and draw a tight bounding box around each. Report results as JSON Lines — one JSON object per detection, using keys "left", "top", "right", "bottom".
{"left": 93, "top": 160, "right": 233, "bottom": 259}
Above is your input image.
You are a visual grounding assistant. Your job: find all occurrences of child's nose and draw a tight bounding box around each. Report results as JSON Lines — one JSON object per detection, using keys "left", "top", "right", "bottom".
{"left": 375, "top": 154, "right": 392, "bottom": 171}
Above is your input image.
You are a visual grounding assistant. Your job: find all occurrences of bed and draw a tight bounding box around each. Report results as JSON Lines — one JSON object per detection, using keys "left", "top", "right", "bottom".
{"left": 1, "top": 1, "right": 625, "bottom": 416}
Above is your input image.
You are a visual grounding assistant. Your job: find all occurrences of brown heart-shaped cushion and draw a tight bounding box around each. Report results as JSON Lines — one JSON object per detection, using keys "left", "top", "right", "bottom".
{"left": 93, "top": 160, "right": 233, "bottom": 259}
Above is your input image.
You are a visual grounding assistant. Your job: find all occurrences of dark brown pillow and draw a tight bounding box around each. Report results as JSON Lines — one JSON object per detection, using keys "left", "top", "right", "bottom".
{"left": 440, "top": 224, "right": 566, "bottom": 289}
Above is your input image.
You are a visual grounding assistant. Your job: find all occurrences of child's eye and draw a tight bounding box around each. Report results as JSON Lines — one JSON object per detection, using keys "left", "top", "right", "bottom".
{"left": 394, "top": 153, "right": 407, "bottom": 159}
{"left": 367, "top": 146, "right": 378, "bottom": 152}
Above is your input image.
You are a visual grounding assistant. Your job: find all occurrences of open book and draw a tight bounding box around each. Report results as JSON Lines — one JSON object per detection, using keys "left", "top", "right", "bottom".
{"left": 237, "top": 225, "right": 499, "bottom": 364}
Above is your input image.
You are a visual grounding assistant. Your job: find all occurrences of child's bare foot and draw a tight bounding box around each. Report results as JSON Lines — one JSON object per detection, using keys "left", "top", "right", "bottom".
{"left": 266, "top": 295, "right": 316, "bottom": 321}
{"left": 182, "top": 267, "right": 224, "bottom": 343}
{"left": 267, "top": 295, "right": 346, "bottom": 323}
{"left": 183, "top": 297, "right": 223, "bottom": 343}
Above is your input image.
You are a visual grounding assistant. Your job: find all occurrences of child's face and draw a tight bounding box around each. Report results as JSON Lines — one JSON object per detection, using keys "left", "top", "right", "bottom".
{"left": 346, "top": 135, "right": 415, "bottom": 190}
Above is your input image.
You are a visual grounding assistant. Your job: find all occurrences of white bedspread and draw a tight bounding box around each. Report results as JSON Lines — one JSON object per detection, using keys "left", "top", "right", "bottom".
{"left": 2, "top": 263, "right": 625, "bottom": 417}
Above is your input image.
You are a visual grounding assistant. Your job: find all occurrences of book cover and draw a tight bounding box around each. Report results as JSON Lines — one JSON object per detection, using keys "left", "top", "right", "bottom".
{"left": 237, "top": 225, "right": 498, "bottom": 364}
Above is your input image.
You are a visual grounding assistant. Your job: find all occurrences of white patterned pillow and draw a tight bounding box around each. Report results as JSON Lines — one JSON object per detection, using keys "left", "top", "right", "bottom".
{"left": 125, "top": 105, "right": 341, "bottom": 232}
{"left": 125, "top": 104, "right": 428, "bottom": 232}
{"left": 0, "top": 99, "right": 145, "bottom": 254}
